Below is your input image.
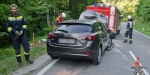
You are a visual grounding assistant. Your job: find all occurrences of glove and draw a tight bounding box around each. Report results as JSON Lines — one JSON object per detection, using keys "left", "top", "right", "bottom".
{"left": 15, "top": 31, "right": 20, "bottom": 36}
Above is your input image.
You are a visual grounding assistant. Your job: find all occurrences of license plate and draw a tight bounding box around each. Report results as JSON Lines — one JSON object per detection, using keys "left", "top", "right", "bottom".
{"left": 58, "top": 38, "right": 75, "bottom": 44}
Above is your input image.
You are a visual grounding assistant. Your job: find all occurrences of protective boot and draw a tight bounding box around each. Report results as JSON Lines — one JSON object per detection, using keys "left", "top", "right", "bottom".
{"left": 129, "top": 41, "right": 132, "bottom": 44}
{"left": 123, "top": 40, "right": 127, "bottom": 43}
{"left": 24, "top": 54, "right": 33, "bottom": 64}
{"left": 16, "top": 56, "right": 23, "bottom": 67}
{"left": 18, "top": 62, "right": 23, "bottom": 67}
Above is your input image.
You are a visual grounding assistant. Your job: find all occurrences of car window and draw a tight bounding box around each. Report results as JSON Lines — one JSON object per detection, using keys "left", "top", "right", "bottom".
{"left": 55, "top": 24, "right": 92, "bottom": 33}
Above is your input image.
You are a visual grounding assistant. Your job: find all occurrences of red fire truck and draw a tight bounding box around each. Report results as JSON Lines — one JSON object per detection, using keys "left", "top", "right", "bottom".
{"left": 87, "top": 3, "right": 122, "bottom": 38}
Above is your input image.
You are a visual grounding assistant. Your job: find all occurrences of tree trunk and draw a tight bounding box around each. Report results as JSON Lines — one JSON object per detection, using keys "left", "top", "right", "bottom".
{"left": 45, "top": 0, "right": 50, "bottom": 26}
{"left": 53, "top": 0, "right": 56, "bottom": 17}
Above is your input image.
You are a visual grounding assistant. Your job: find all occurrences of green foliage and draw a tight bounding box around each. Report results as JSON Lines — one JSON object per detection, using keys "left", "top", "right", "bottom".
{"left": 0, "top": 4, "right": 9, "bottom": 31}
{"left": 2, "top": 0, "right": 150, "bottom": 75}
{"left": 102, "top": 0, "right": 139, "bottom": 20}
{"left": 0, "top": 45, "right": 46, "bottom": 75}
{"left": 0, "top": 32, "right": 12, "bottom": 48}
{"left": 134, "top": 0, "right": 150, "bottom": 37}
{"left": 0, "top": 0, "right": 99, "bottom": 48}
{"left": 134, "top": 22, "right": 150, "bottom": 37}
{"left": 18, "top": 0, "right": 51, "bottom": 36}
{"left": 0, "top": 49, "right": 14, "bottom": 59}
{"left": 0, "top": 4, "right": 12, "bottom": 48}
{"left": 0, "top": 1, "right": 54, "bottom": 48}
{"left": 136, "top": 0, "right": 150, "bottom": 23}
{"left": 0, "top": 35, "right": 47, "bottom": 75}
{"left": 54, "top": 0, "right": 96, "bottom": 19}
{"left": 0, "top": 0, "right": 143, "bottom": 47}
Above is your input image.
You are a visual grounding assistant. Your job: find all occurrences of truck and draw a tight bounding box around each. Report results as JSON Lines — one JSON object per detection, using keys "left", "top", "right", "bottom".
{"left": 80, "top": 3, "right": 122, "bottom": 38}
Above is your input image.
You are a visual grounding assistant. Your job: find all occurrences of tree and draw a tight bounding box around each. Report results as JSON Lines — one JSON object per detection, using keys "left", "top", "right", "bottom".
{"left": 101, "top": 0, "right": 138, "bottom": 19}
{"left": 136, "top": 0, "right": 150, "bottom": 22}
{"left": 45, "top": 0, "right": 50, "bottom": 26}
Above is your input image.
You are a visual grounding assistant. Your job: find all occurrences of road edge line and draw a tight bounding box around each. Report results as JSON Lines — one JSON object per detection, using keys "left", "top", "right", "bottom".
{"left": 129, "top": 51, "right": 149, "bottom": 75}
{"left": 36, "top": 58, "right": 60, "bottom": 75}
{"left": 134, "top": 29, "right": 150, "bottom": 39}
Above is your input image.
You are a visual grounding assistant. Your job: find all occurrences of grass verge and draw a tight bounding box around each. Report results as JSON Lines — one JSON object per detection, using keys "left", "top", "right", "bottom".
{"left": 0, "top": 35, "right": 48, "bottom": 75}
{"left": 134, "top": 22, "right": 150, "bottom": 37}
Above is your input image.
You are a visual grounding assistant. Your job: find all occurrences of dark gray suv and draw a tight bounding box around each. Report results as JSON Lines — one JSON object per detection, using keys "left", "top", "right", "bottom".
{"left": 47, "top": 19, "right": 111, "bottom": 65}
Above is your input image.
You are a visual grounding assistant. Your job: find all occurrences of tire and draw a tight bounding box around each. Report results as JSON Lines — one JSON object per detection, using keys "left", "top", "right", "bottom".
{"left": 141, "top": 71, "right": 145, "bottom": 75}
{"left": 106, "top": 39, "right": 112, "bottom": 51}
{"left": 136, "top": 72, "right": 141, "bottom": 75}
{"left": 110, "top": 34, "right": 116, "bottom": 38}
{"left": 117, "top": 30, "right": 120, "bottom": 34}
{"left": 49, "top": 55, "right": 59, "bottom": 59}
{"left": 132, "top": 72, "right": 144, "bottom": 75}
{"left": 92, "top": 47, "right": 102, "bottom": 65}
{"left": 117, "top": 26, "right": 121, "bottom": 34}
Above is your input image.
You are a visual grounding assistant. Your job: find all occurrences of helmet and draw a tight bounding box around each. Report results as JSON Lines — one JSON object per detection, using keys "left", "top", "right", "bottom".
{"left": 62, "top": 13, "right": 66, "bottom": 18}
{"left": 127, "top": 15, "right": 132, "bottom": 19}
{"left": 10, "top": 4, "right": 18, "bottom": 9}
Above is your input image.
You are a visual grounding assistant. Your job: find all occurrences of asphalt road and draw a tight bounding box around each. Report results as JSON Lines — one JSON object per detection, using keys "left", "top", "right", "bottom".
{"left": 30, "top": 22, "right": 150, "bottom": 75}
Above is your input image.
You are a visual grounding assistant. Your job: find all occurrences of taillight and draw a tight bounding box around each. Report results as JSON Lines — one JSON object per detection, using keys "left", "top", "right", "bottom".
{"left": 85, "top": 52, "right": 91, "bottom": 55}
{"left": 110, "top": 28, "right": 114, "bottom": 32}
{"left": 48, "top": 33, "right": 56, "bottom": 39}
{"left": 79, "top": 34, "right": 96, "bottom": 40}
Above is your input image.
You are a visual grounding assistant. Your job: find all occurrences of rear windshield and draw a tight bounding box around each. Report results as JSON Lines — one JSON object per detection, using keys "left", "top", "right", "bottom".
{"left": 55, "top": 24, "right": 92, "bottom": 33}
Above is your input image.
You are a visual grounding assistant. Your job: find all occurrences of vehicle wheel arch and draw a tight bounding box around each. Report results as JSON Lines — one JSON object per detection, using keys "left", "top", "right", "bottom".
{"left": 92, "top": 43, "right": 102, "bottom": 65}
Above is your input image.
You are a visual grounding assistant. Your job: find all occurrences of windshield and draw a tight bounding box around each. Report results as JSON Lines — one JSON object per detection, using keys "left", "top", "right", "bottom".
{"left": 55, "top": 24, "right": 92, "bottom": 33}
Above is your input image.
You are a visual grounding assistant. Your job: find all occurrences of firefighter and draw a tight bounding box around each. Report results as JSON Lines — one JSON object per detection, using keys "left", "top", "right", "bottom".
{"left": 123, "top": 15, "right": 133, "bottom": 44}
{"left": 61, "top": 12, "right": 66, "bottom": 21}
{"left": 53, "top": 13, "right": 66, "bottom": 29}
{"left": 107, "top": 29, "right": 115, "bottom": 51}
{"left": 6, "top": 4, "right": 33, "bottom": 66}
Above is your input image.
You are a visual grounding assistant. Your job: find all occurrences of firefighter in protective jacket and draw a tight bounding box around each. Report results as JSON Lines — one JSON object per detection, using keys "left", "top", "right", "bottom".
{"left": 53, "top": 13, "right": 66, "bottom": 29}
{"left": 6, "top": 4, "right": 33, "bottom": 66}
{"left": 123, "top": 15, "right": 133, "bottom": 44}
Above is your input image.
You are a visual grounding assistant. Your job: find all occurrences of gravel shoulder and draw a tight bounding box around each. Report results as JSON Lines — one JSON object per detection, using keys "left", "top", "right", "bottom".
{"left": 12, "top": 53, "right": 50, "bottom": 75}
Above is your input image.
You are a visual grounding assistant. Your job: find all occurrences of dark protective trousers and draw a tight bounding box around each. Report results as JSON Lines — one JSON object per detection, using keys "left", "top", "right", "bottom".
{"left": 12, "top": 33, "right": 30, "bottom": 63}
{"left": 124, "top": 29, "right": 133, "bottom": 42}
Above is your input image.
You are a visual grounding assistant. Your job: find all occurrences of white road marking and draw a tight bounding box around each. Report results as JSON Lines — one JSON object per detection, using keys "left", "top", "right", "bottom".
{"left": 129, "top": 51, "right": 149, "bottom": 75}
{"left": 134, "top": 29, "right": 150, "bottom": 39}
{"left": 36, "top": 58, "right": 60, "bottom": 75}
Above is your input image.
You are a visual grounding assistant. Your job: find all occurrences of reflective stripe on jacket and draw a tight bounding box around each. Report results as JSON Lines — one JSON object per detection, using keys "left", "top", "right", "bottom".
{"left": 6, "top": 13, "right": 27, "bottom": 33}
{"left": 53, "top": 18, "right": 61, "bottom": 29}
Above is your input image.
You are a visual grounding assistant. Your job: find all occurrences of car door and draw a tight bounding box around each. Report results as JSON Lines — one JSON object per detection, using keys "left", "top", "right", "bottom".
{"left": 91, "top": 22, "right": 104, "bottom": 51}
{"left": 100, "top": 22, "right": 110, "bottom": 49}
{"left": 97, "top": 22, "right": 108, "bottom": 51}
{"left": 93, "top": 22, "right": 105, "bottom": 51}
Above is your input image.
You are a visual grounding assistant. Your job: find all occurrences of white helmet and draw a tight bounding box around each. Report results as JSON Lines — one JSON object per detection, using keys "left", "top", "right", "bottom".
{"left": 127, "top": 15, "right": 132, "bottom": 19}
{"left": 62, "top": 13, "right": 66, "bottom": 18}
{"left": 10, "top": 4, "right": 18, "bottom": 9}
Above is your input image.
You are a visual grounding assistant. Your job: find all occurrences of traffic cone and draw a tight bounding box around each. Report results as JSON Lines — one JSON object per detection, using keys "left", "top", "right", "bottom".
{"left": 38, "top": 40, "right": 41, "bottom": 45}
{"left": 134, "top": 57, "right": 140, "bottom": 66}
